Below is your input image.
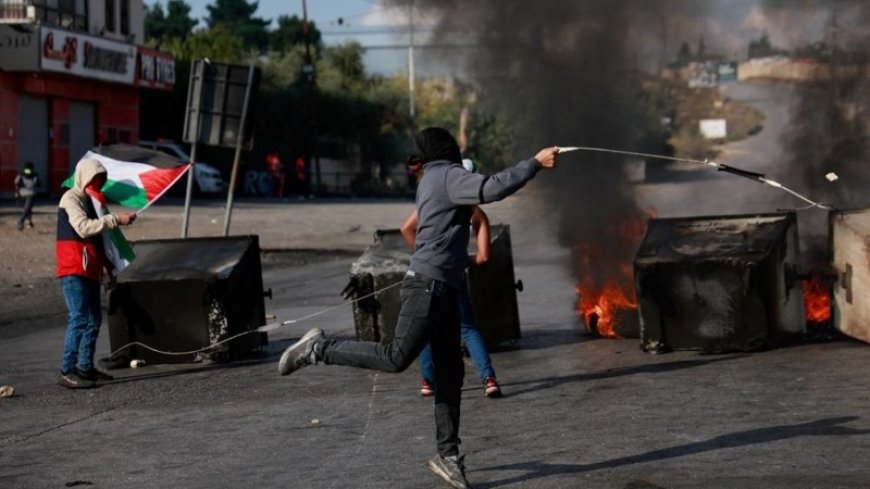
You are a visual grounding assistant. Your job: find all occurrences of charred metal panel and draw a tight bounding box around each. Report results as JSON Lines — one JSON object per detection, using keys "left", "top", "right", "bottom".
{"left": 348, "top": 229, "right": 410, "bottom": 343}
{"left": 831, "top": 208, "right": 870, "bottom": 343}
{"left": 467, "top": 225, "right": 523, "bottom": 349}
{"left": 349, "top": 225, "right": 522, "bottom": 349}
{"left": 635, "top": 213, "right": 804, "bottom": 353}
{"left": 108, "top": 236, "right": 268, "bottom": 364}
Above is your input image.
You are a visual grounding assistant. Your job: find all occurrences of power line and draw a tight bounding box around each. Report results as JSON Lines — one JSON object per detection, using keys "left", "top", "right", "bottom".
{"left": 359, "top": 43, "right": 480, "bottom": 51}
{"left": 321, "top": 26, "right": 438, "bottom": 36}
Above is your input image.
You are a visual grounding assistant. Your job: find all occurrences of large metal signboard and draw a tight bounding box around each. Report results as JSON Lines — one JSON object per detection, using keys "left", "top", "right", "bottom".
{"left": 182, "top": 60, "right": 260, "bottom": 150}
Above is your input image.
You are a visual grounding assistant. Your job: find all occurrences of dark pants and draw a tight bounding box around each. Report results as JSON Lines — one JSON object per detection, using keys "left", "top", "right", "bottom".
{"left": 320, "top": 272, "right": 464, "bottom": 456}
{"left": 19, "top": 195, "right": 34, "bottom": 224}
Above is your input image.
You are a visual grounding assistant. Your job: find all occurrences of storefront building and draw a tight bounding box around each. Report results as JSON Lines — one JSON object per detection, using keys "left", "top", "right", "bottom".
{"left": 0, "top": 0, "right": 174, "bottom": 196}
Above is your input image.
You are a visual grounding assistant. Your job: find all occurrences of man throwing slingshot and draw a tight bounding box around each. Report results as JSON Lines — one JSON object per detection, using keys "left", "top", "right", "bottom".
{"left": 278, "top": 127, "right": 559, "bottom": 489}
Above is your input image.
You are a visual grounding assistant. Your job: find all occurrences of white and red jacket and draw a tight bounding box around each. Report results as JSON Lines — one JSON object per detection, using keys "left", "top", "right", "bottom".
{"left": 56, "top": 158, "right": 120, "bottom": 281}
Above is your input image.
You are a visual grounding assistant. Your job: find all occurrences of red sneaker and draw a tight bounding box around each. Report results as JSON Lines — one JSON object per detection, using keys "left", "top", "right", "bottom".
{"left": 484, "top": 377, "right": 502, "bottom": 398}
{"left": 420, "top": 378, "right": 435, "bottom": 397}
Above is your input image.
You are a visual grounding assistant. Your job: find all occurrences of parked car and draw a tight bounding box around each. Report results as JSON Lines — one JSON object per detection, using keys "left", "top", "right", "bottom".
{"left": 138, "top": 140, "right": 227, "bottom": 194}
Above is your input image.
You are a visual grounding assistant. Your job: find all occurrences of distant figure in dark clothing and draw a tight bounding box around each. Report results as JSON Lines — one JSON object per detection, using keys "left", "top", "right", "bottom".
{"left": 277, "top": 127, "right": 559, "bottom": 489}
{"left": 14, "top": 162, "right": 39, "bottom": 231}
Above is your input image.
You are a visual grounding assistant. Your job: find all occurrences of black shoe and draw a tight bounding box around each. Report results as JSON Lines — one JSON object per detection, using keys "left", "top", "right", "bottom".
{"left": 278, "top": 328, "right": 324, "bottom": 375}
{"left": 427, "top": 454, "right": 471, "bottom": 489}
{"left": 58, "top": 371, "right": 95, "bottom": 389}
{"left": 17, "top": 221, "right": 24, "bottom": 231}
{"left": 78, "top": 368, "right": 114, "bottom": 382}
{"left": 99, "top": 356, "right": 129, "bottom": 371}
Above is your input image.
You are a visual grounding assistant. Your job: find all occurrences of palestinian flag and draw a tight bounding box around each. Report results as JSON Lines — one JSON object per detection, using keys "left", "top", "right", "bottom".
{"left": 85, "top": 188, "right": 136, "bottom": 273}
{"left": 64, "top": 147, "right": 190, "bottom": 210}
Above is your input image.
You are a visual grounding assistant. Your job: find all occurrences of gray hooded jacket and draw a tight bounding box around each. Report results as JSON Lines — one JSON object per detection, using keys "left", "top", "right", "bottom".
{"left": 409, "top": 158, "right": 539, "bottom": 287}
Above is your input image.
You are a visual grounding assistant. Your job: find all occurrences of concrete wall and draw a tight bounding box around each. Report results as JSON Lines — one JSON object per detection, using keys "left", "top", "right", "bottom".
{"left": 87, "top": 0, "right": 144, "bottom": 45}
{"left": 738, "top": 57, "right": 868, "bottom": 82}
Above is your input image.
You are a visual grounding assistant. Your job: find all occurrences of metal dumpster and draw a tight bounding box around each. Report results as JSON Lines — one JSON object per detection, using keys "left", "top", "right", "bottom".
{"left": 831, "top": 208, "right": 870, "bottom": 343}
{"left": 347, "top": 225, "right": 522, "bottom": 350}
{"left": 108, "top": 236, "right": 268, "bottom": 364}
{"left": 635, "top": 212, "right": 805, "bottom": 353}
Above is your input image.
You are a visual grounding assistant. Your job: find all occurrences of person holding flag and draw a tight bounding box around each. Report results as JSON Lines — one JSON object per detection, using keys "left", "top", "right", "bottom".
{"left": 56, "top": 158, "right": 136, "bottom": 389}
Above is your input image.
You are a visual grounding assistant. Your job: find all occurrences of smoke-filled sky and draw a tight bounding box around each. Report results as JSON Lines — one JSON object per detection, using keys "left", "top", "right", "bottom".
{"left": 172, "top": 0, "right": 866, "bottom": 75}
{"left": 385, "top": 0, "right": 868, "bottom": 269}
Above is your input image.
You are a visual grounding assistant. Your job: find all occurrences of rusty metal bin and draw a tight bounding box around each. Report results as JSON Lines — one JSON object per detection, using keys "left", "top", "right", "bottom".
{"left": 347, "top": 225, "right": 522, "bottom": 350}
{"left": 108, "top": 236, "right": 268, "bottom": 364}
{"left": 635, "top": 213, "right": 805, "bottom": 353}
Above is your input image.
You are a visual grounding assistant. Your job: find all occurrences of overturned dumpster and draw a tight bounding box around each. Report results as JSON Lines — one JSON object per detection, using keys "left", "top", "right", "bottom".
{"left": 635, "top": 212, "right": 805, "bottom": 353}
{"left": 108, "top": 236, "right": 269, "bottom": 365}
{"left": 346, "top": 225, "right": 523, "bottom": 350}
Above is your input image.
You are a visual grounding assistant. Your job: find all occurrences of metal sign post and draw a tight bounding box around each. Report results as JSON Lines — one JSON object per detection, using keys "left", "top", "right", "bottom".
{"left": 181, "top": 61, "right": 204, "bottom": 238}
{"left": 222, "top": 65, "right": 256, "bottom": 236}
{"left": 182, "top": 60, "right": 259, "bottom": 237}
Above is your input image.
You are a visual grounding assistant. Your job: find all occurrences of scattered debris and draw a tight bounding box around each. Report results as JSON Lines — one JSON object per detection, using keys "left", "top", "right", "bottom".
{"left": 130, "top": 359, "right": 146, "bottom": 369}
{"left": 826, "top": 172, "right": 839, "bottom": 182}
{"left": 310, "top": 418, "right": 321, "bottom": 425}
{"left": 0, "top": 385, "right": 14, "bottom": 398}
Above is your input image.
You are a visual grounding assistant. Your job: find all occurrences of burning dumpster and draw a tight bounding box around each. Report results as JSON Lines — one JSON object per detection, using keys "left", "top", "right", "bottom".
{"left": 108, "top": 236, "right": 269, "bottom": 364}
{"left": 635, "top": 212, "right": 805, "bottom": 353}
{"left": 831, "top": 208, "right": 870, "bottom": 343}
{"left": 347, "top": 225, "right": 522, "bottom": 350}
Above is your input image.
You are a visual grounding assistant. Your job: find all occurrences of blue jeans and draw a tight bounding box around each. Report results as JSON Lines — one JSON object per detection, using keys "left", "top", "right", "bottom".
{"left": 60, "top": 275, "right": 103, "bottom": 373}
{"left": 420, "top": 283, "right": 495, "bottom": 383}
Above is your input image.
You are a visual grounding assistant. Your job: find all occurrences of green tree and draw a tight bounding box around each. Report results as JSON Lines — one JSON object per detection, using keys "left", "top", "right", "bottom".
{"left": 144, "top": 0, "right": 198, "bottom": 46}
{"left": 270, "top": 15, "right": 322, "bottom": 53}
{"left": 205, "top": 0, "right": 270, "bottom": 51}
{"left": 254, "top": 46, "right": 307, "bottom": 90}
{"left": 317, "top": 42, "right": 366, "bottom": 93}
{"left": 164, "top": 25, "right": 245, "bottom": 63}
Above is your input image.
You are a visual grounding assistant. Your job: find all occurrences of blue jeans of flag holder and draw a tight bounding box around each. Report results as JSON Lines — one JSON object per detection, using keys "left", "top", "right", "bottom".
{"left": 60, "top": 275, "right": 103, "bottom": 373}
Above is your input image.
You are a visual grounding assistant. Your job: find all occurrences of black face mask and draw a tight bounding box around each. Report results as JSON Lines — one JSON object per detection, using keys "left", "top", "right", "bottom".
{"left": 415, "top": 127, "right": 461, "bottom": 164}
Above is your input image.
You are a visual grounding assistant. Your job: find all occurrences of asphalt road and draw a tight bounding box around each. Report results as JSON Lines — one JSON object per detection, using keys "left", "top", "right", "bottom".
{"left": 2, "top": 82, "right": 870, "bottom": 489}
{"left": 3, "top": 206, "right": 870, "bottom": 489}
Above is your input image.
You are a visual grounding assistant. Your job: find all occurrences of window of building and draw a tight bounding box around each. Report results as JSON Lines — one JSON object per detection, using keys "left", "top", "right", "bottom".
{"left": 33, "top": 0, "right": 87, "bottom": 31}
{"left": 119, "top": 0, "right": 129, "bottom": 36}
{"left": 105, "top": 0, "right": 115, "bottom": 33}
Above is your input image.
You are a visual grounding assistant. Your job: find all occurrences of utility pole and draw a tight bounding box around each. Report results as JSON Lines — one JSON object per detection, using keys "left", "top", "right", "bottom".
{"left": 407, "top": 0, "right": 415, "bottom": 120}
{"left": 302, "top": 0, "right": 321, "bottom": 195}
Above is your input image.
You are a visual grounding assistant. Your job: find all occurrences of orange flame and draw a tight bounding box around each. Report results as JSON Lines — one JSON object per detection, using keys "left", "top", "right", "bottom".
{"left": 574, "top": 210, "right": 654, "bottom": 338}
{"left": 802, "top": 275, "right": 831, "bottom": 323}
{"left": 576, "top": 282, "right": 637, "bottom": 337}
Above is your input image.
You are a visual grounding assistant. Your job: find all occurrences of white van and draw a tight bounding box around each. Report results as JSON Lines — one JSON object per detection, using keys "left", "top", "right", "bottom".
{"left": 138, "top": 140, "right": 227, "bottom": 194}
